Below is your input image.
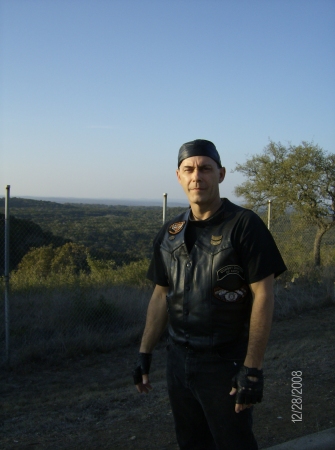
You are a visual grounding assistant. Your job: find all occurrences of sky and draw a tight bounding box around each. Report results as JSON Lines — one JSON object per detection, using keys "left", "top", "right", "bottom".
{"left": 1, "top": 0, "right": 334, "bottom": 205}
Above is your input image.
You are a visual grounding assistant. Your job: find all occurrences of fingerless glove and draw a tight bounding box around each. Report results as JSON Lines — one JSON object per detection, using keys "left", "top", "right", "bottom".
{"left": 132, "top": 353, "right": 152, "bottom": 385}
{"left": 231, "top": 365, "right": 264, "bottom": 404}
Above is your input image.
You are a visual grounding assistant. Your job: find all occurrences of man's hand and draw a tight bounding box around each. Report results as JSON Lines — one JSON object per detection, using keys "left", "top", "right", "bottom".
{"left": 133, "top": 353, "right": 153, "bottom": 394}
{"left": 230, "top": 365, "right": 264, "bottom": 413}
{"left": 135, "top": 373, "right": 153, "bottom": 394}
{"left": 135, "top": 284, "right": 168, "bottom": 393}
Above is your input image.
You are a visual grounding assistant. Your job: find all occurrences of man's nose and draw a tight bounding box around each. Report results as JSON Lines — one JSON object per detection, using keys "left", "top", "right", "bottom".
{"left": 192, "top": 168, "right": 202, "bottom": 181}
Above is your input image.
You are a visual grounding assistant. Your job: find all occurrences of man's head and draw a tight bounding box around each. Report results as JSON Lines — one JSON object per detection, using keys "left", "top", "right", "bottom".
{"left": 178, "top": 139, "right": 222, "bottom": 169}
{"left": 176, "top": 139, "right": 226, "bottom": 210}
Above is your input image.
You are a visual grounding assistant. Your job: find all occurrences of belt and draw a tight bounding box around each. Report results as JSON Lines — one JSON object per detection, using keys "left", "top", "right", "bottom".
{"left": 170, "top": 338, "right": 232, "bottom": 353}
{"left": 169, "top": 337, "right": 248, "bottom": 359}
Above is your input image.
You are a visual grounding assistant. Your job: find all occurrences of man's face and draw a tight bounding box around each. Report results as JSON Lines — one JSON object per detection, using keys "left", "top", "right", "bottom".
{"left": 176, "top": 156, "right": 226, "bottom": 207}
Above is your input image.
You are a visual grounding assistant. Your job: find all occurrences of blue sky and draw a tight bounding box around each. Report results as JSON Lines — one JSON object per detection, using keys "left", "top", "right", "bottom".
{"left": 1, "top": 0, "right": 334, "bottom": 204}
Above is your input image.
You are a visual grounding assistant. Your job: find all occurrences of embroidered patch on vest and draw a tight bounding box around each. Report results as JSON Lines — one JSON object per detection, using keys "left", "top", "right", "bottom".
{"left": 168, "top": 221, "right": 186, "bottom": 235}
{"left": 217, "top": 265, "right": 245, "bottom": 281}
{"left": 211, "top": 235, "right": 222, "bottom": 245}
{"left": 213, "top": 286, "right": 248, "bottom": 302}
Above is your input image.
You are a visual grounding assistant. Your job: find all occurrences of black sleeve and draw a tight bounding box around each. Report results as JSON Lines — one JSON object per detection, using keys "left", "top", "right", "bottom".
{"left": 232, "top": 210, "right": 287, "bottom": 284}
{"left": 146, "top": 225, "right": 169, "bottom": 287}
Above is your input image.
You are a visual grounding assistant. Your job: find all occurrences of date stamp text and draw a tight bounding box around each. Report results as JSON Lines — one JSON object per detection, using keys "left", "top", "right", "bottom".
{"left": 291, "top": 371, "right": 302, "bottom": 422}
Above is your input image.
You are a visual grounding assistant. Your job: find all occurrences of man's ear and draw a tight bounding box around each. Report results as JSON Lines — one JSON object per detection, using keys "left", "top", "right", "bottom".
{"left": 176, "top": 168, "right": 182, "bottom": 184}
{"left": 219, "top": 167, "right": 226, "bottom": 183}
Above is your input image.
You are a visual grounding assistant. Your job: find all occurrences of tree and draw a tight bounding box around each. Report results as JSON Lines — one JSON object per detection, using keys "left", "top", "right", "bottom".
{"left": 0, "top": 214, "right": 70, "bottom": 274}
{"left": 51, "top": 243, "right": 89, "bottom": 274}
{"left": 15, "top": 243, "right": 90, "bottom": 280}
{"left": 234, "top": 141, "right": 335, "bottom": 266}
{"left": 15, "top": 245, "right": 55, "bottom": 279}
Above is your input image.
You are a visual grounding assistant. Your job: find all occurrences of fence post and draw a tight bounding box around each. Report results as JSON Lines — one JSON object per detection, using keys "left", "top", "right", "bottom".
{"left": 4, "top": 185, "right": 10, "bottom": 365}
{"left": 267, "top": 199, "right": 272, "bottom": 230}
{"left": 163, "top": 193, "right": 167, "bottom": 224}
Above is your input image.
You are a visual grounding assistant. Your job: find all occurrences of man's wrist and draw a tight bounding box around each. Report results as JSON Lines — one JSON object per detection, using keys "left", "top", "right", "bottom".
{"left": 140, "top": 346, "right": 153, "bottom": 353}
{"left": 139, "top": 352, "right": 152, "bottom": 374}
{"left": 133, "top": 352, "right": 152, "bottom": 385}
{"left": 243, "top": 357, "right": 263, "bottom": 370}
{"left": 242, "top": 365, "right": 263, "bottom": 378}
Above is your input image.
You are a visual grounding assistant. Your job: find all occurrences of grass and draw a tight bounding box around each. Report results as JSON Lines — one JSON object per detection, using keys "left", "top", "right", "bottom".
{"left": 273, "top": 266, "right": 335, "bottom": 320}
{"left": 0, "top": 284, "right": 152, "bottom": 366}
{"left": 1, "top": 263, "right": 334, "bottom": 367}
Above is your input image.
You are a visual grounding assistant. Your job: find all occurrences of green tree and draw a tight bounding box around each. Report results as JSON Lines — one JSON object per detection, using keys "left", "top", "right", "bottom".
{"left": 0, "top": 214, "right": 70, "bottom": 274}
{"left": 234, "top": 141, "right": 335, "bottom": 266}
{"left": 15, "top": 244, "right": 55, "bottom": 279}
{"left": 51, "top": 243, "right": 89, "bottom": 274}
{"left": 14, "top": 243, "right": 90, "bottom": 281}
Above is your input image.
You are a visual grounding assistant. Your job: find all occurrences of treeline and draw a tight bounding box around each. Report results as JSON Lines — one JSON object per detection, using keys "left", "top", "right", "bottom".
{"left": 0, "top": 198, "right": 186, "bottom": 272}
{"left": 0, "top": 213, "right": 70, "bottom": 274}
{"left": 9, "top": 242, "right": 151, "bottom": 291}
{"left": 259, "top": 212, "right": 335, "bottom": 271}
{"left": 1, "top": 198, "right": 334, "bottom": 277}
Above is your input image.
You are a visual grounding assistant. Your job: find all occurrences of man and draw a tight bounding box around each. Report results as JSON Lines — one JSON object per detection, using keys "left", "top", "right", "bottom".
{"left": 133, "top": 139, "right": 286, "bottom": 450}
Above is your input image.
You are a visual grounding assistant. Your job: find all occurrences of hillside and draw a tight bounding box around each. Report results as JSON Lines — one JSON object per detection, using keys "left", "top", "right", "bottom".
{"left": 0, "top": 197, "right": 187, "bottom": 266}
{"left": 1, "top": 197, "right": 334, "bottom": 271}
{"left": 0, "top": 213, "right": 70, "bottom": 273}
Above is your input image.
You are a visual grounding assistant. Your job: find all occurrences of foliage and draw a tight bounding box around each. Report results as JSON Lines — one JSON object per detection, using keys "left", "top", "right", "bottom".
{"left": 13, "top": 243, "right": 89, "bottom": 281}
{"left": 1, "top": 195, "right": 334, "bottom": 276}
{"left": 0, "top": 213, "right": 70, "bottom": 274}
{"left": 0, "top": 198, "right": 186, "bottom": 268}
{"left": 87, "top": 256, "right": 150, "bottom": 287}
{"left": 9, "top": 242, "right": 151, "bottom": 292}
{"left": 234, "top": 141, "right": 335, "bottom": 266}
{"left": 110, "top": 259, "right": 151, "bottom": 287}
{"left": 51, "top": 243, "right": 90, "bottom": 274}
{"left": 1, "top": 199, "right": 334, "bottom": 366}
{"left": 15, "top": 245, "right": 55, "bottom": 280}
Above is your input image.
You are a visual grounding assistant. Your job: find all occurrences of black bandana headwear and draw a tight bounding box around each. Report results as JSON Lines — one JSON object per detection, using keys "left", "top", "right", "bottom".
{"left": 178, "top": 139, "right": 222, "bottom": 168}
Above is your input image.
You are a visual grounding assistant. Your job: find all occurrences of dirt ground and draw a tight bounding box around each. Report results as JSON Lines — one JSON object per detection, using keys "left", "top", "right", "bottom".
{"left": 1, "top": 305, "right": 335, "bottom": 450}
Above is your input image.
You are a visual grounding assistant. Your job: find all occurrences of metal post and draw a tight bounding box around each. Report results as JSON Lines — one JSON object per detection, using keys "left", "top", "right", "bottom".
{"left": 267, "top": 199, "right": 272, "bottom": 230}
{"left": 163, "top": 193, "right": 167, "bottom": 224}
{"left": 4, "top": 185, "right": 10, "bottom": 365}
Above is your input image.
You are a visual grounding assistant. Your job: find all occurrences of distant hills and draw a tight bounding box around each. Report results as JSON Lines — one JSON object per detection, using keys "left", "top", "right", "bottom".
{"left": 0, "top": 197, "right": 188, "bottom": 271}
{"left": 17, "top": 196, "right": 189, "bottom": 207}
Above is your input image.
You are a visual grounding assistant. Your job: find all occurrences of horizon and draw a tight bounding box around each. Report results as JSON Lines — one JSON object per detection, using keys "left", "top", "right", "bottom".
{"left": 2, "top": 194, "right": 245, "bottom": 208}
{"left": 15, "top": 195, "right": 190, "bottom": 208}
{"left": 1, "top": 193, "right": 249, "bottom": 209}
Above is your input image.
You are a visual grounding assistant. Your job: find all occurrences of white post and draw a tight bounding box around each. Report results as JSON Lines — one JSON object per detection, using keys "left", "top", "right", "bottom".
{"left": 267, "top": 199, "right": 272, "bottom": 230}
{"left": 5, "top": 185, "right": 10, "bottom": 365}
{"left": 163, "top": 193, "right": 167, "bottom": 224}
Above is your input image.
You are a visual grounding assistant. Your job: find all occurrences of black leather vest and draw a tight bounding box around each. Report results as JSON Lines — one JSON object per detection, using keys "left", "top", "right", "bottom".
{"left": 160, "top": 204, "right": 252, "bottom": 349}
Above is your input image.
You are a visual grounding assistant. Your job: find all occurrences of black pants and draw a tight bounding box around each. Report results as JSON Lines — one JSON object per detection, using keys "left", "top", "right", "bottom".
{"left": 166, "top": 340, "right": 258, "bottom": 450}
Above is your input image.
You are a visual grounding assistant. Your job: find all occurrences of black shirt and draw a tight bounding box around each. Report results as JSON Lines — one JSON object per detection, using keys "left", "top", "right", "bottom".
{"left": 147, "top": 198, "right": 287, "bottom": 286}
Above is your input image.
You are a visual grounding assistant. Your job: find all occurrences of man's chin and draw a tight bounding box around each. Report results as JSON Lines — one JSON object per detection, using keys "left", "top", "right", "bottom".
{"left": 188, "top": 193, "right": 208, "bottom": 205}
